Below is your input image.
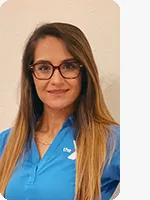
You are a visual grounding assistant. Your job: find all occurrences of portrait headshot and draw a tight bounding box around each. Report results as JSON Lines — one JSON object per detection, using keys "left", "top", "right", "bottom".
{"left": 0, "top": 1, "right": 120, "bottom": 200}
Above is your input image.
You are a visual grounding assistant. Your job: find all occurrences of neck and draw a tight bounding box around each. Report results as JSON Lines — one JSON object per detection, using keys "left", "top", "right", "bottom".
{"left": 36, "top": 105, "right": 73, "bottom": 138}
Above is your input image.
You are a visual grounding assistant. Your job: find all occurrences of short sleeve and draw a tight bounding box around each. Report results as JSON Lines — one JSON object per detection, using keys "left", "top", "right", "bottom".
{"left": 101, "top": 125, "right": 120, "bottom": 200}
{"left": 107, "top": 125, "right": 120, "bottom": 180}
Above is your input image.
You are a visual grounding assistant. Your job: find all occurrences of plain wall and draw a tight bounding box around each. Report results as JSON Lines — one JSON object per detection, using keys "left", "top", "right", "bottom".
{"left": 0, "top": 0, "right": 120, "bottom": 198}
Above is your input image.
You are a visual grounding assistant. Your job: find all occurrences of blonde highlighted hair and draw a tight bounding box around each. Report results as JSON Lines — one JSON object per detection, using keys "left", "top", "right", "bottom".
{"left": 0, "top": 22, "right": 118, "bottom": 199}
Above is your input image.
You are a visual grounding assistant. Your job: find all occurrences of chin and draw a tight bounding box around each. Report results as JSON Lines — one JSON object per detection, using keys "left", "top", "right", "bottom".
{"left": 46, "top": 102, "right": 73, "bottom": 111}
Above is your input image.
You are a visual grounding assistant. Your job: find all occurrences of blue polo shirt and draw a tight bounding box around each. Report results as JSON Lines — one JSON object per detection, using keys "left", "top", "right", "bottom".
{"left": 0, "top": 116, "right": 120, "bottom": 200}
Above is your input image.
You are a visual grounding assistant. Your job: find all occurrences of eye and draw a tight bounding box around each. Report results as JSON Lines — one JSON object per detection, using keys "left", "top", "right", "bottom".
{"left": 37, "top": 64, "right": 51, "bottom": 71}
{"left": 62, "top": 62, "right": 79, "bottom": 70}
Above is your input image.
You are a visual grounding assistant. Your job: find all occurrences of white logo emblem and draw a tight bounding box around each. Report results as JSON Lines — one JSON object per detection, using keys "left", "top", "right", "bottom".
{"left": 63, "top": 147, "right": 72, "bottom": 153}
{"left": 0, "top": 193, "right": 7, "bottom": 200}
{"left": 67, "top": 140, "right": 77, "bottom": 160}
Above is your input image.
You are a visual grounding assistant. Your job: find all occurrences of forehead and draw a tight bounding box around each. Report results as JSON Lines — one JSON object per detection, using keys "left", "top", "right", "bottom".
{"left": 34, "top": 36, "right": 73, "bottom": 64}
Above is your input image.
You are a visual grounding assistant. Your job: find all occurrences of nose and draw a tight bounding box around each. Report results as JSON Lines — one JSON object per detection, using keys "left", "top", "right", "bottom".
{"left": 50, "top": 68, "right": 64, "bottom": 85}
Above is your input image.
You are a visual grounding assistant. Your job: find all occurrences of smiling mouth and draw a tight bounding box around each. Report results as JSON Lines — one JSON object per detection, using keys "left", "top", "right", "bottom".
{"left": 48, "top": 89, "right": 69, "bottom": 94}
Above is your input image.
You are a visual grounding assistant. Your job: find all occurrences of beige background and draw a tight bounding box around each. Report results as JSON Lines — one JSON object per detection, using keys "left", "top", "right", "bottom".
{"left": 0, "top": 0, "right": 120, "bottom": 198}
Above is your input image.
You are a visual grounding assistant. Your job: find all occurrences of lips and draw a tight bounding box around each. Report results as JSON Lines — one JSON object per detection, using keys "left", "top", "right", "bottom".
{"left": 48, "top": 89, "right": 69, "bottom": 94}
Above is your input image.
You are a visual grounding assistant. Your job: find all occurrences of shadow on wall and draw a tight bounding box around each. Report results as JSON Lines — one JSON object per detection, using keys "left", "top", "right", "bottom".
{"left": 100, "top": 74, "right": 120, "bottom": 123}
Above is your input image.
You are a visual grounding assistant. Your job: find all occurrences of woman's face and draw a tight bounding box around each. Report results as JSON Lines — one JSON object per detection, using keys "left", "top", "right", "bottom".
{"left": 32, "top": 36, "right": 82, "bottom": 111}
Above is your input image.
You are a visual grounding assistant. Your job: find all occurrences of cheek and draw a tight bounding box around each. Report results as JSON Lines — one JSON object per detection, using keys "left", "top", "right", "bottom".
{"left": 70, "top": 78, "right": 82, "bottom": 97}
{"left": 33, "top": 78, "right": 47, "bottom": 98}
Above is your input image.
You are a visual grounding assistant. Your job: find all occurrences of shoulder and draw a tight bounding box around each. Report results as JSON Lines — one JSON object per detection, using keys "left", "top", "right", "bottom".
{"left": 0, "top": 128, "right": 12, "bottom": 157}
{"left": 108, "top": 125, "right": 120, "bottom": 141}
{"left": 101, "top": 125, "right": 120, "bottom": 199}
{"left": 107, "top": 125, "right": 120, "bottom": 152}
{"left": 103, "top": 124, "right": 120, "bottom": 178}
{"left": 105, "top": 125, "right": 120, "bottom": 174}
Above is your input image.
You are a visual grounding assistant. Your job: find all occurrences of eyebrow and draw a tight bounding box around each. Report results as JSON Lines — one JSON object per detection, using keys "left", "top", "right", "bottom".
{"left": 33, "top": 58, "right": 76, "bottom": 65}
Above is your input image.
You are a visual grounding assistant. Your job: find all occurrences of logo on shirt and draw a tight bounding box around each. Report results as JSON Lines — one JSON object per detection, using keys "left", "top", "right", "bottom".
{"left": 0, "top": 193, "right": 7, "bottom": 200}
{"left": 63, "top": 140, "right": 77, "bottom": 160}
{"left": 67, "top": 140, "right": 77, "bottom": 160}
{"left": 63, "top": 147, "right": 72, "bottom": 153}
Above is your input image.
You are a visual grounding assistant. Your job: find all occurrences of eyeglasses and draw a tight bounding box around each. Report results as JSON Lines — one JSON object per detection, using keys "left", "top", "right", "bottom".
{"left": 29, "top": 60, "right": 83, "bottom": 80}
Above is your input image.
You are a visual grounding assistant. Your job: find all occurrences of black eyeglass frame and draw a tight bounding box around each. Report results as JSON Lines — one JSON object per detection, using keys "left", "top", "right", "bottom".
{"left": 29, "top": 60, "right": 83, "bottom": 80}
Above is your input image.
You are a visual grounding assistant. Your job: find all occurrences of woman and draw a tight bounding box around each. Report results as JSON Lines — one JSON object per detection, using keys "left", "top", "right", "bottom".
{"left": 0, "top": 22, "right": 120, "bottom": 200}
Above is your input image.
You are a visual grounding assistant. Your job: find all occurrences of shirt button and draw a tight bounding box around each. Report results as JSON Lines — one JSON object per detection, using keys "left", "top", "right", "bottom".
{"left": 27, "top": 166, "right": 37, "bottom": 184}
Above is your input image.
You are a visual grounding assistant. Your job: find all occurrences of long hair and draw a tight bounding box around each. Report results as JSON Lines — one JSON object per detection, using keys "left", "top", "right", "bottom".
{"left": 0, "top": 22, "right": 118, "bottom": 199}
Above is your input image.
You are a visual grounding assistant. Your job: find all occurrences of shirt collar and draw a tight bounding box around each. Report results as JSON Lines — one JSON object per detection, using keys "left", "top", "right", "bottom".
{"left": 62, "top": 113, "right": 74, "bottom": 128}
